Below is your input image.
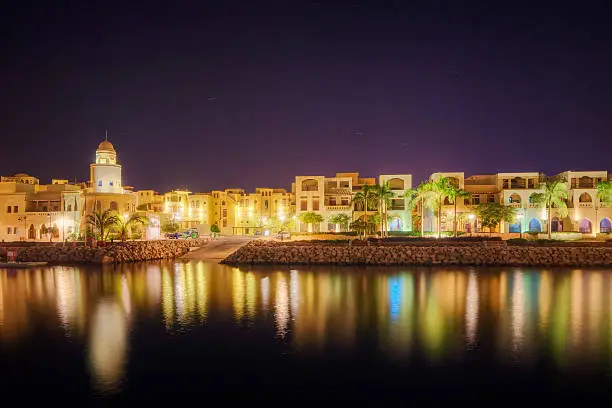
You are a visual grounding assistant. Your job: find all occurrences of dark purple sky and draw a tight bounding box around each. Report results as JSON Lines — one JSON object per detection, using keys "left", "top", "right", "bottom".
{"left": 2, "top": 1, "right": 611, "bottom": 192}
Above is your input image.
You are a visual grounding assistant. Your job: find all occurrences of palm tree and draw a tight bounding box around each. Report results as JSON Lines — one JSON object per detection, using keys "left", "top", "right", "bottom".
{"left": 531, "top": 178, "right": 569, "bottom": 239}
{"left": 86, "top": 210, "right": 120, "bottom": 241}
{"left": 351, "top": 184, "right": 377, "bottom": 237}
{"left": 445, "top": 184, "right": 471, "bottom": 237}
{"left": 372, "top": 182, "right": 395, "bottom": 237}
{"left": 596, "top": 180, "right": 612, "bottom": 233}
{"left": 420, "top": 177, "right": 453, "bottom": 238}
{"left": 114, "top": 213, "right": 149, "bottom": 241}
{"left": 405, "top": 182, "right": 431, "bottom": 236}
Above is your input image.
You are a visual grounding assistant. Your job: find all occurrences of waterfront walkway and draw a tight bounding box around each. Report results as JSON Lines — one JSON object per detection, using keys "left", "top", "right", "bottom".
{"left": 181, "top": 236, "right": 254, "bottom": 261}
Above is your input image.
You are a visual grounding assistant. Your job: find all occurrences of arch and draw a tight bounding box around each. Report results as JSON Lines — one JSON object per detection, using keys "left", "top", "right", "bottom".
{"left": 579, "top": 218, "right": 592, "bottom": 233}
{"left": 264, "top": 200, "right": 269, "bottom": 210}
{"left": 67, "top": 204, "right": 72, "bottom": 212}
{"left": 509, "top": 194, "right": 521, "bottom": 204}
{"left": 52, "top": 223, "right": 59, "bottom": 238}
{"left": 389, "top": 217, "right": 402, "bottom": 231}
{"left": 110, "top": 201, "right": 119, "bottom": 211}
{"left": 600, "top": 218, "right": 611, "bottom": 233}
{"left": 40, "top": 224, "right": 46, "bottom": 237}
{"left": 301, "top": 178, "right": 319, "bottom": 192}
{"left": 28, "top": 224, "right": 36, "bottom": 239}
{"left": 443, "top": 197, "right": 452, "bottom": 206}
{"left": 388, "top": 178, "right": 405, "bottom": 190}
{"left": 578, "top": 193, "right": 592, "bottom": 203}
{"left": 509, "top": 222, "right": 520, "bottom": 233}
{"left": 528, "top": 218, "right": 541, "bottom": 232}
{"left": 550, "top": 217, "right": 563, "bottom": 232}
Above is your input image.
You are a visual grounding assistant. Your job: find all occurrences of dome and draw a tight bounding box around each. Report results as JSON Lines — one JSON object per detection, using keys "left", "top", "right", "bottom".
{"left": 97, "top": 140, "right": 115, "bottom": 151}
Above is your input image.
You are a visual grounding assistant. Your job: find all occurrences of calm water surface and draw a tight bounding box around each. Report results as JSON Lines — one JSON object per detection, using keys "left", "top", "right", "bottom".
{"left": 1, "top": 262, "right": 612, "bottom": 403}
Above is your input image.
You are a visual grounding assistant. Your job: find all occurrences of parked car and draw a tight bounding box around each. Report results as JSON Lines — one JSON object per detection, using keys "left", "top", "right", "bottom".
{"left": 182, "top": 229, "right": 199, "bottom": 239}
{"left": 165, "top": 232, "right": 180, "bottom": 239}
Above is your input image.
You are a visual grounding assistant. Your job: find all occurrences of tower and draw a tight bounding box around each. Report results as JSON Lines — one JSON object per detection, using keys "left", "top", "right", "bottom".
{"left": 90, "top": 132, "right": 122, "bottom": 194}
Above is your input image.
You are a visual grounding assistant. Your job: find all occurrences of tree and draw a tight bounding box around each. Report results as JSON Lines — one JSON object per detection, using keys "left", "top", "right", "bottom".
{"left": 161, "top": 221, "right": 180, "bottom": 234}
{"left": 405, "top": 182, "right": 430, "bottom": 236}
{"left": 86, "top": 210, "right": 120, "bottom": 241}
{"left": 531, "top": 178, "right": 569, "bottom": 239}
{"left": 298, "top": 212, "right": 324, "bottom": 233}
{"left": 328, "top": 213, "right": 351, "bottom": 232}
{"left": 349, "top": 219, "right": 368, "bottom": 239}
{"left": 596, "top": 181, "right": 612, "bottom": 233}
{"left": 408, "top": 177, "right": 453, "bottom": 237}
{"left": 210, "top": 224, "right": 220, "bottom": 234}
{"left": 475, "top": 202, "right": 517, "bottom": 232}
{"left": 445, "top": 184, "right": 471, "bottom": 237}
{"left": 372, "top": 182, "right": 395, "bottom": 237}
{"left": 114, "top": 214, "right": 149, "bottom": 241}
{"left": 351, "top": 184, "right": 377, "bottom": 236}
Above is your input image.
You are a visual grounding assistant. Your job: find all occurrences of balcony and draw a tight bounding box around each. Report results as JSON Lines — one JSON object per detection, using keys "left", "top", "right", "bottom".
{"left": 389, "top": 206, "right": 405, "bottom": 211}
{"left": 508, "top": 202, "right": 522, "bottom": 208}
{"left": 528, "top": 203, "right": 538, "bottom": 208}
{"left": 579, "top": 202, "right": 593, "bottom": 208}
{"left": 326, "top": 205, "right": 351, "bottom": 211}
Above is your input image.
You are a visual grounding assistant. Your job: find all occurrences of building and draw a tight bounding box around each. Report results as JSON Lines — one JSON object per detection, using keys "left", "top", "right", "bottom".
{"left": 0, "top": 174, "right": 84, "bottom": 242}
{"left": 83, "top": 137, "right": 137, "bottom": 218}
{"left": 294, "top": 172, "right": 413, "bottom": 233}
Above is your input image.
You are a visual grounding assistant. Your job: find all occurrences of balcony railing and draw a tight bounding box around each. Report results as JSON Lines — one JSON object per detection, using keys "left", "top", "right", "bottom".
{"left": 579, "top": 202, "right": 593, "bottom": 208}
{"left": 326, "top": 205, "right": 351, "bottom": 211}
{"left": 528, "top": 203, "right": 538, "bottom": 208}
{"left": 508, "top": 202, "right": 522, "bottom": 208}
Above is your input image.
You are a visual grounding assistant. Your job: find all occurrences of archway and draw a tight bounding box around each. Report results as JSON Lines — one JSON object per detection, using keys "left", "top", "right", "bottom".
{"left": 579, "top": 193, "right": 592, "bottom": 203}
{"left": 110, "top": 201, "right": 119, "bottom": 211}
{"left": 509, "top": 223, "right": 520, "bottom": 233}
{"left": 550, "top": 217, "right": 563, "bottom": 232}
{"left": 389, "top": 217, "right": 402, "bottom": 231}
{"left": 301, "top": 179, "right": 318, "bottom": 192}
{"left": 509, "top": 194, "right": 521, "bottom": 204}
{"left": 528, "top": 218, "right": 541, "bottom": 232}
{"left": 388, "top": 178, "right": 405, "bottom": 190}
{"left": 579, "top": 218, "right": 592, "bottom": 233}
{"left": 600, "top": 218, "right": 611, "bottom": 233}
{"left": 39, "top": 224, "right": 46, "bottom": 238}
{"left": 28, "top": 224, "right": 36, "bottom": 239}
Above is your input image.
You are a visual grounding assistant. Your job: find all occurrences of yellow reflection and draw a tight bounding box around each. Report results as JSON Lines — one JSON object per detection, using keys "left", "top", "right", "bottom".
{"left": 233, "top": 268, "right": 245, "bottom": 321}
{"left": 275, "top": 273, "right": 289, "bottom": 337}
{"left": 161, "top": 267, "right": 174, "bottom": 329}
{"left": 538, "top": 271, "right": 552, "bottom": 332}
{"left": 290, "top": 270, "right": 299, "bottom": 318}
{"left": 246, "top": 272, "right": 257, "bottom": 320}
{"left": 55, "top": 267, "right": 77, "bottom": 332}
{"left": 570, "top": 270, "right": 584, "bottom": 349}
{"left": 511, "top": 272, "right": 525, "bottom": 353}
{"left": 195, "top": 262, "right": 208, "bottom": 321}
{"left": 261, "top": 276, "right": 270, "bottom": 312}
{"left": 89, "top": 299, "right": 127, "bottom": 393}
{"left": 465, "top": 271, "right": 479, "bottom": 347}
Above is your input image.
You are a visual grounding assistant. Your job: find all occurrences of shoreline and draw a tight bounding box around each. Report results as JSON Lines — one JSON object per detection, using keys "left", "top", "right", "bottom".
{"left": 221, "top": 240, "right": 612, "bottom": 268}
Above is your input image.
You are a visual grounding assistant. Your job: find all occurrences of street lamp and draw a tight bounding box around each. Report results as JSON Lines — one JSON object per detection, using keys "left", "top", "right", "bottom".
{"left": 468, "top": 213, "right": 475, "bottom": 234}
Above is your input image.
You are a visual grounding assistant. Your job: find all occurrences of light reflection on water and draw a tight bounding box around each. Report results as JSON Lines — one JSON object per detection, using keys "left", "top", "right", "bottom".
{"left": 1, "top": 262, "right": 612, "bottom": 396}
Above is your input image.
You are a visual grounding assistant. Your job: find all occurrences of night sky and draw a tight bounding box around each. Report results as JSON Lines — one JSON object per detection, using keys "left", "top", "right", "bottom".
{"left": 2, "top": 1, "right": 611, "bottom": 192}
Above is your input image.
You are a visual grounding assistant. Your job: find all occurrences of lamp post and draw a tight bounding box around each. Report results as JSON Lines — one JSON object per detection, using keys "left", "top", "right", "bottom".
{"left": 468, "top": 213, "right": 475, "bottom": 235}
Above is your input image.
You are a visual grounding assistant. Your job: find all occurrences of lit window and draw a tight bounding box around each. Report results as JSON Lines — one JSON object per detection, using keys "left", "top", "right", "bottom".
{"left": 13, "top": 206, "right": 18, "bottom": 213}
{"left": 6, "top": 206, "right": 11, "bottom": 213}
{"left": 98, "top": 180, "right": 102, "bottom": 187}
{"left": 7, "top": 227, "right": 12, "bottom": 234}
{"left": 110, "top": 181, "right": 114, "bottom": 186}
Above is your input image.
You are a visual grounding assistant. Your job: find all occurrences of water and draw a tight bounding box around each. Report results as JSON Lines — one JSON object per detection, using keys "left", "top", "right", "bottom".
{"left": 1, "top": 262, "right": 612, "bottom": 403}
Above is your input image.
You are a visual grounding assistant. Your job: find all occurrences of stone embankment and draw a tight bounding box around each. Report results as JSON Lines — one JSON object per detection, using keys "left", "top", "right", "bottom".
{"left": 14, "top": 239, "right": 207, "bottom": 264}
{"left": 222, "top": 240, "right": 612, "bottom": 267}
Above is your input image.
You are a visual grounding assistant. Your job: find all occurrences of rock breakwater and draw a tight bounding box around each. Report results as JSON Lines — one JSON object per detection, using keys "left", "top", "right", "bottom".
{"left": 14, "top": 239, "right": 207, "bottom": 264}
{"left": 222, "top": 240, "right": 612, "bottom": 267}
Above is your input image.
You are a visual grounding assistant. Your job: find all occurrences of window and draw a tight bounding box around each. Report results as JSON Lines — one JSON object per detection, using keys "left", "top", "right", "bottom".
{"left": 14, "top": 227, "right": 18, "bottom": 235}
{"left": 98, "top": 180, "right": 102, "bottom": 187}
{"left": 110, "top": 201, "right": 118, "bottom": 211}
{"left": 264, "top": 200, "right": 269, "bottom": 210}
{"left": 471, "top": 196, "right": 480, "bottom": 206}
{"left": 487, "top": 195, "right": 495, "bottom": 203}
{"left": 313, "top": 198, "right": 320, "bottom": 211}
{"left": 7, "top": 227, "right": 12, "bottom": 234}
{"left": 13, "top": 205, "right": 18, "bottom": 213}
{"left": 6, "top": 206, "right": 11, "bottom": 213}
{"left": 109, "top": 181, "right": 114, "bottom": 186}
{"left": 300, "top": 199, "right": 307, "bottom": 211}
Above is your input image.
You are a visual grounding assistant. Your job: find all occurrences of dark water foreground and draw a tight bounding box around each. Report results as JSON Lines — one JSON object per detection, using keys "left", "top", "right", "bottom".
{"left": 1, "top": 262, "right": 612, "bottom": 403}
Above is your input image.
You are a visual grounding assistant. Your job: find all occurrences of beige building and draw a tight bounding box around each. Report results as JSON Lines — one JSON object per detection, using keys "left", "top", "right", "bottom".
{"left": 0, "top": 174, "right": 84, "bottom": 242}
{"left": 294, "top": 172, "right": 413, "bottom": 233}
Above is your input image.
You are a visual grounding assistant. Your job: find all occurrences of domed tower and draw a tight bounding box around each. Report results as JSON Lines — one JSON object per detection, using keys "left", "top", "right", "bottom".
{"left": 90, "top": 132, "right": 122, "bottom": 194}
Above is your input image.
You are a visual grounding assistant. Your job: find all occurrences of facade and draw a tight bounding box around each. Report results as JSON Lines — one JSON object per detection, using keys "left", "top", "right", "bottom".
{"left": 294, "top": 172, "right": 413, "bottom": 233}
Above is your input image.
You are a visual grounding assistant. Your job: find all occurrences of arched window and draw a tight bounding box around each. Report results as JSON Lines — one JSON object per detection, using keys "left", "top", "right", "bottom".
{"left": 509, "top": 194, "right": 521, "bottom": 204}
{"left": 443, "top": 197, "right": 451, "bottom": 205}
{"left": 40, "top": 224, "right": 46, "bottom": 237}
{"left": 551, "top": 217, "right": 563, "bottom": 232}
{"left": 110, "top": 201, "right": 119, "bottom": 211}
{"left": 109, "top": 181, "right": 114, "bottom": 186}
{"left": 67, "top": 204, "right": 72, "bottom": 212}
{"left": 601, "top": 218, "right": 612, "bottom": 233}
{"left": 98, "top": 180, "right": 102, "bottom": 187}
{"left": 389, "top": 217, "right": 402, "bottom": 231}
{"left": 529, "top": 194, "right": 538, "bottom": 203}
{"left": 509, "top": 223, "right": 520, "bottom": 233}
{"left": 264, "top": 200, "right": 269, "bottom": 210}
{"left": 579, "top": 193, "right": 592, "bottom": 203}
{"left": 528, "top": 218, "right": 541, "bottom": 232}
{"left": 579, "top": 218, "right": 592, "bottom": 233}
{"left": 301, "top": 178, "right": 319, "bottom": 191}
{"left": 388, "top": 178, "right": 405, "bottom": 190}
{"left": 28, "top": 224, "right": 36, "bottom": 239}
